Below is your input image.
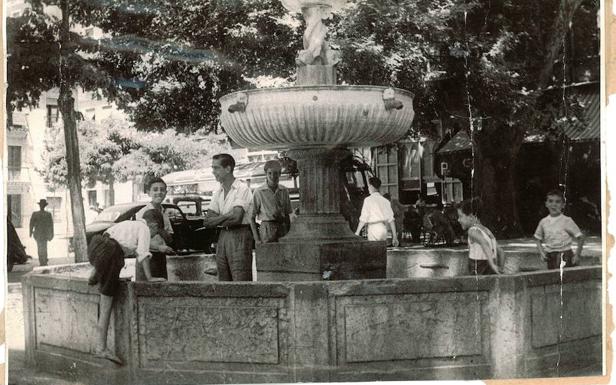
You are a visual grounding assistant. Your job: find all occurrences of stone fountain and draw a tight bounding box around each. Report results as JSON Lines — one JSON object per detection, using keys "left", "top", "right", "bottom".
{"left": 18, "top": 2, "right": 602, "bottom": 383}
{"left": 219, "top": 0, "right": 415, "bottom": 281}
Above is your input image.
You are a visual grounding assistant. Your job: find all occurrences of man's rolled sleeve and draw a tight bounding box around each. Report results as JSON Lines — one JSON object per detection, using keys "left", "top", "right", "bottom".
{"left": 209, "top": 190, "right": 221, "bottom": 214}
{"left": 135, "top": 226, "right": 152, "bottom": 262}
{"left": 232, "top": 185, "right": 252, "bottom": 212}
{"left": 252, "top": 192, "right": 262, "bottom": 218}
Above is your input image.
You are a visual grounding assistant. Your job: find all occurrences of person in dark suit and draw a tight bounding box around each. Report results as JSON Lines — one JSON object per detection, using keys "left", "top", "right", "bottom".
{"left": 29, "top": 199, "right": 54, "bottom": 266}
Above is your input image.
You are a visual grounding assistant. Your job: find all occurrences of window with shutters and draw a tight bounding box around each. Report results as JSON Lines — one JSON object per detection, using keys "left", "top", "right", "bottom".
{"left": 8, "top": 146, "right": 22, "bottom": 181}
{"left": 374, "top": 146, "right": 399, "bottom": 199}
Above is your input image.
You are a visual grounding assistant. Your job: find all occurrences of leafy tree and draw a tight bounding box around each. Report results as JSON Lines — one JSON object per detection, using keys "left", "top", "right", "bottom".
{"left": 112, "top": 129, "right": 230, "bottom": 181}
{"left": 7, "top": 0, "right": 123, "bottom": 260}
{"left": 37, "top": 118, "right": 138, "bottom": 193}
{"left": 13, "top": 0, "right": 599, "bottom": 238}
{"left": 87, "top": 0, "right": 302, "bottom": 133}
{"left": 446, "top": 0, "right": 598, "bottom": 236}
{"left": 39, "top": 118, "right": 230, "bottom": 198}
{"left": 330, "top": 0, "right": 598, "bottom": 236}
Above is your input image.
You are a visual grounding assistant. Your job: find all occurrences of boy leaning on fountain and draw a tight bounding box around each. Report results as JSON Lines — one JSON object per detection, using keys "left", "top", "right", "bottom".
{"left": 456, "top": 198, "right": 504, "bottom": 275}
{"left": 87, "top": 209, "right": 170, "bottom": 364}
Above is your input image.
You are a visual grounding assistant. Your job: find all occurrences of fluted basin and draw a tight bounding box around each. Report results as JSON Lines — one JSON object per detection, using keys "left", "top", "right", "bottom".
{"left": 219, "top": 85, "right": 414, "bottom": 150}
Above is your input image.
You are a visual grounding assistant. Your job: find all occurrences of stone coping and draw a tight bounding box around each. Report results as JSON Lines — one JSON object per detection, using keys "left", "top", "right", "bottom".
{"left": 27, "top": 262, "right": 601, "bottom": 286}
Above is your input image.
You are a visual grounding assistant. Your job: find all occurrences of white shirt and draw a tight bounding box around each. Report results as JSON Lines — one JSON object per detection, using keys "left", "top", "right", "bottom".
{"left": 534, "top": 214, "right": 582, "bottom": 252}
{"left": 136, "top": 203, "right": 174, "bottom": 234}
{"left": 105, "top": 220, "right": 152, "bottom": 262}
{"left": 359, "top": 192, "right": 394, "bottom": 224}
{"left": 468, "top": 224, "right": 497, "bottom": 261}
{"left": 209, "top": 178, "right": 253, "bottom": 225}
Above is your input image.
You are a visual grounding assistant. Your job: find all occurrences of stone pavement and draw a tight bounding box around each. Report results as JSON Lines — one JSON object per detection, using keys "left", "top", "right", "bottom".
{"left": 5, "top": 236, "right": 604, "bottom": 384}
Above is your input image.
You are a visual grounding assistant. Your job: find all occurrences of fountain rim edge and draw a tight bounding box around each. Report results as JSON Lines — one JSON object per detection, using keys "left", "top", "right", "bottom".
{"left": 219, "top": 85, "right": 415, "bottom": 103}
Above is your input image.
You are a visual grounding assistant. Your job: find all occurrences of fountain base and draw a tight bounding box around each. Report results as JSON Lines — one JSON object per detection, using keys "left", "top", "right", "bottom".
{"left": 256, "top": 237, "right": 386, "bottom": 281}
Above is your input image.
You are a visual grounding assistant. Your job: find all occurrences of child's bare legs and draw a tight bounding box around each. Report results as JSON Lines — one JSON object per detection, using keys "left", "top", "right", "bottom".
{"left": 94, "top": 294, "right": 122, "bottom": 364}
{"left": 95, "top": 294, "right": 113, "bottom": 352}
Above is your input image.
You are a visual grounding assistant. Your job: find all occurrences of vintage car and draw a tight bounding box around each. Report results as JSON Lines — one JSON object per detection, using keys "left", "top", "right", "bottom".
{"left": 83, "top": 202, "right": 216, "bottom": 253}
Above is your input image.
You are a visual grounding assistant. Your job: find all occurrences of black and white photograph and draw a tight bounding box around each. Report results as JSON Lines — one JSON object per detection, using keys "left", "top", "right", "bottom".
{"left": 3, "top": 0, "right": 610, "bottom": 383}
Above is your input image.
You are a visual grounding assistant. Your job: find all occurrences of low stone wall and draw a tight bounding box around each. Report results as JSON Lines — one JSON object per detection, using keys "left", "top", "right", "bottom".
{"left": 387, "top": 247, "right": 601, "bottom": 278}
{"left": 166, "top": 253, "right": 217, "bottom": 282}
{"left": 22, "top": 266, "right": 602, "bottom": 384}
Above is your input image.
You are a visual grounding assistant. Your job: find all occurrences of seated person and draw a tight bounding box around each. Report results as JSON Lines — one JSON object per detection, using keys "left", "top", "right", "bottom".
{"left": 425, "top": 206, "right": 456, "bottom": 245}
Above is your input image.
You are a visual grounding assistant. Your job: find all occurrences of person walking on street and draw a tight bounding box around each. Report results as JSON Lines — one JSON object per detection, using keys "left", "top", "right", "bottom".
{"left": 204, "top": 153, "right": 254, "bottom": 281}
{"left": 29, "top": 199, "right": 54, "bottom": 266}
{"left": 355, "top": 177, "right": 399, "bottom": 246}
{"left": 250, "top": 160, "right": 292, "bottom": 244}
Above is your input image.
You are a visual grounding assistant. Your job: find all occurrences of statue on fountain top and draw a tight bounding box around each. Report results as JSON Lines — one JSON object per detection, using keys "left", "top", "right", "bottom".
{"left": 281, "top": 0, "right": 345, "bottom": 66}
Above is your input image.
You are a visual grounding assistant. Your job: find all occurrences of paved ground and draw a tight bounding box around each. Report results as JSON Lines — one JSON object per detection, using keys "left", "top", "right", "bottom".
{"left": 5, "top": 236, "right": 605, "bottom": 384}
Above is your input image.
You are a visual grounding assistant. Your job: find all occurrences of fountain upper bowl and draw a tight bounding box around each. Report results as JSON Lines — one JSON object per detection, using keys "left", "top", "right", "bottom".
{"left": 219, "top": 85, "right": 414, "bottom": 150}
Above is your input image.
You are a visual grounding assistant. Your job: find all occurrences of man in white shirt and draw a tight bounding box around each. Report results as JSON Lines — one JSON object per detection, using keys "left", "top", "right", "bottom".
{"left": 355, "top": 177, "right": 399, "bottom": 246}
{"left": 204, "top": 154, "right": 254, "bottom": 281}
{"left": 87, "top": 209, "right": 170, "bottom": 364}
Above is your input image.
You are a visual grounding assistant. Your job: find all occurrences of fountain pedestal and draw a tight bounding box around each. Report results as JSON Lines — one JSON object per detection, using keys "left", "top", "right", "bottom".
{"left": 219, "top": 0, "right": 415, "bottom": 281}
{"left": 256, "top": 147, "right": 386, "bottom": 281}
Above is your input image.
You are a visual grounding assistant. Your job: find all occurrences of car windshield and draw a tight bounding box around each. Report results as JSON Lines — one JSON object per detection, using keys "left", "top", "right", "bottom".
{"left": 177, "top": 202, "right": 197, "bottom": 215}
{"left": 94, "top": 206, "right": 127, "bottom": 222}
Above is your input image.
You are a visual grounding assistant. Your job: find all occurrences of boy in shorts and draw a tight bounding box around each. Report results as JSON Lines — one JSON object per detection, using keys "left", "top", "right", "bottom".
{"left": 534, "top": 189, "right": 585, "bottom": 269}
{"left": 87, "top": 209, "right": 170, "bottom": 364}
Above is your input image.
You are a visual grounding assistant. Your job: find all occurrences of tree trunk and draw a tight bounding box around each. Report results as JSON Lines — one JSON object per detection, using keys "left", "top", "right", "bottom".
{"left": 108, "top": 175, "right": 115, "bottom": 206}
{"left": 59, "top": 0, "right": 87, "bottom": 262}
{"left": 471, "top": 120, "right": 525, "bottom": 238}
{"left": 537, "top": 0, "right": 585, "bottom": 89}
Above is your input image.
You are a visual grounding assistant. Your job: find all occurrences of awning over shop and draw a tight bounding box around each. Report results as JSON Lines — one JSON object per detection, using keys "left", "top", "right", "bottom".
{"left": 437, "top": 131, "right": 471, "bottom": 154}
{"left": 437, "top": 88, "right": 600, "bottom": 154}
{"left": 561, "top": 88, "right": 600, "bottom": 141}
